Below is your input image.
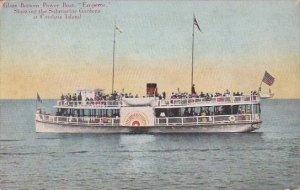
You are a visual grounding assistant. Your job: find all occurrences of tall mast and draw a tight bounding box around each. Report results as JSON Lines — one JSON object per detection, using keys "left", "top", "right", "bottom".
{"left": 259, "top": 71, "right": 264, "bottom": 92}
{"left": 191, "top": 14, "right": 195, "bottom": 93}
{"left": 112, "top": 24, "right": 116, "bottom": 94}
{"left": 259, "top": 80, "right": 263, "bottom": 92}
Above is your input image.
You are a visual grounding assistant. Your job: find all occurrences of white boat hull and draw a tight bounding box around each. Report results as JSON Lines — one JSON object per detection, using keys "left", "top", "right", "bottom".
{"left": 36, "top": 120, "right": 261, "bottom": 133}
{"left": 259, "top": 93, "right": 274, "bottom": 99}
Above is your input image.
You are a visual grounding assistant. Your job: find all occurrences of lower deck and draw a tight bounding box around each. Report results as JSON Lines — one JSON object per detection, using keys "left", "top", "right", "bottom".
{"left": 36, "top": 113, "right": 261, "bottom": 127}
{"left": 36, "top": 119, "right": 261, "bottom": 133}
{"left": 36, "top": 100, "right": 261, "bottom": 133}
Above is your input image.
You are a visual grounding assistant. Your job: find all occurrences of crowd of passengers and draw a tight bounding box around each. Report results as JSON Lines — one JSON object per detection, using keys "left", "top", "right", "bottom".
{"left": 60, "top": 88, "right": 259, "bottom": 103}
{"left": 183, "top": 106, "right": 248, "bottom": 116}
{"left": 170, "top": 87, "right": 258, "bottom": 99}
{"left": 60, "top": 91, "right": 139, "bottom": 102}
{"left": 158, "top": 105, "right": 249, "bottom": 118}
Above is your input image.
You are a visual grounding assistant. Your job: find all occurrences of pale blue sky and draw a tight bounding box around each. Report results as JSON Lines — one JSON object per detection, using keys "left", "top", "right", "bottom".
{"left": 0, "top": 0, "right": 299, "bottom": 98}
{"left": 1, "top": 0, "right": 299, "bottom": 65}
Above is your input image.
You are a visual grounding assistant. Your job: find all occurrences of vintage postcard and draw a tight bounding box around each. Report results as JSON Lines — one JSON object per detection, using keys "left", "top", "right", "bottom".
{"left": 0, "top": 0, "right": 299, "bottom": 189}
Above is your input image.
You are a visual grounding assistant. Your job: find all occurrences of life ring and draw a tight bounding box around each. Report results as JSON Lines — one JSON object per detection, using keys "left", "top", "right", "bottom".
{"left": 229, "top": 116, "right": 235, "bottom": 122}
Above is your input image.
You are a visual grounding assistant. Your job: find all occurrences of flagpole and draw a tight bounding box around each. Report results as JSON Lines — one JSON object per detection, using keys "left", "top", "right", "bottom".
{"left": 36, "top": 92, "right": 37, "bottom": 110}
{"left": 191, "top": 14, "right": 195, "bottom": 93}
{"left": 259, "top": 80, "right": 263, "bottom": 92}
{"left": 112, "top": 24, "right": 116, "bottom": 94}
{"left": 259, "top": 71, "right": 265, "bottom": 92}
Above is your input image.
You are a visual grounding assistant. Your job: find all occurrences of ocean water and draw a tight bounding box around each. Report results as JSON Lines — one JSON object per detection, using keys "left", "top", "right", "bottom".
{"left": 0, "top": 99, "right": 299, "bottom": 190}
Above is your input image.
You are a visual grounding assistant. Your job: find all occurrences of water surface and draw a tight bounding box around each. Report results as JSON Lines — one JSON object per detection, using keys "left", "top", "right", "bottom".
{"left": 0, "top": 100, "right": 299, "bottom": 190}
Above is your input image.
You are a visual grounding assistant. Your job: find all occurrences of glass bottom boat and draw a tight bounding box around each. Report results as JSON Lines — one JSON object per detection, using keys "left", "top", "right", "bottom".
{"left": 35, "top": 88, "right": 262, "bottom": 133}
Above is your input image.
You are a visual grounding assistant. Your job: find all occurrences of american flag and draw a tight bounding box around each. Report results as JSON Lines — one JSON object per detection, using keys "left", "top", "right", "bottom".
{"left": 262, "top": 71, "right": 275, "bottom": 86}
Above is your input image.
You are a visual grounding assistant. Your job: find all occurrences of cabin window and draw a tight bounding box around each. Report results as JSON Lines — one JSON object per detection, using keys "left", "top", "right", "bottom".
{"left": 198, "top": 106, "right": 213, "bottom": 116}
{"left": 223, "top": 106, "right": 231, "bottom": 115}
{"left": 111, "top": 109, "right": 120, "bottom": 117}
{"left": 155, "top": 109, "right": 168, "bottom": 117}
{"left": 180, "top": 106, "right": 214, "bottom": 116}
{"left": 106, "top": 110, "right": 112, "bottom": 117}
{"left": 245, "top": 105, "right": 252, "bottom": 114}
{"left": 155, "top": 108, "right": 182, "bottom": 117}
{"left": 214, "top": 106, "right": 224, "bottom": 115}
{"left": 168, "top": 108, "right": 180, "bottom": 117}
{"left": 253, "top": 104, "right": 260, "bottom": 114}
{"left": 231, "top": 105, "right": 239, "bottom": 114}
{"left": 182, "top": 107, "right": 193, "bottom": 116}
{"left": 181, "top": 107, "right": 196, "bottom": 116}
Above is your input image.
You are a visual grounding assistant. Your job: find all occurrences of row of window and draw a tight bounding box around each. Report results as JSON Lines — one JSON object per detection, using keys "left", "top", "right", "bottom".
{"left": 56, "top": 108, "right": 120, "bottom": 117}
{"left": 155, "top": 104, "right": 260, "bottom": 117}
{"left": 56, "top": 104, "right": 260, "bottom": 118}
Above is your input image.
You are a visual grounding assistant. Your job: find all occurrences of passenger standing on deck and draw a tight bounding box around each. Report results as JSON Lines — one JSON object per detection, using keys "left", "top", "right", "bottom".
{"left": 78, "top": 92, "right": 82, "bottom": 105}
{"left": 191, "top": 84, "right": 196, "bottom": 95}
{"left": 184, "top": 108, "right": 189, "bottom": 117}
{"left": 72, "top": 93, "right": 77, "bottom": 106}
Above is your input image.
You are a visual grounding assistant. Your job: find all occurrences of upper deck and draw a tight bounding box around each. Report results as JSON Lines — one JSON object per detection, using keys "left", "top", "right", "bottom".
{"left": 55, "top": 95, "right": 260, "bottom": 109}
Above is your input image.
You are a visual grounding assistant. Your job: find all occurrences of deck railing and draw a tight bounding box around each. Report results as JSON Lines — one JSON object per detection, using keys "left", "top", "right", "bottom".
{"left": 156, "top": 95, "right": 259, "bottom": 107}
{"left": 56, "top": 95, "right": 259, "bottom": 108}
{"left": 36, "top": 113, "right": 260, "bottom": 127}
{"left": 36, "top": 114, "right": 120, "bottom": 126}
{"left": 56, "top": 100, "right": 122, "bottom": 108}
{"left": 155, "top": 114, "right": 260, "bottom": 126}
